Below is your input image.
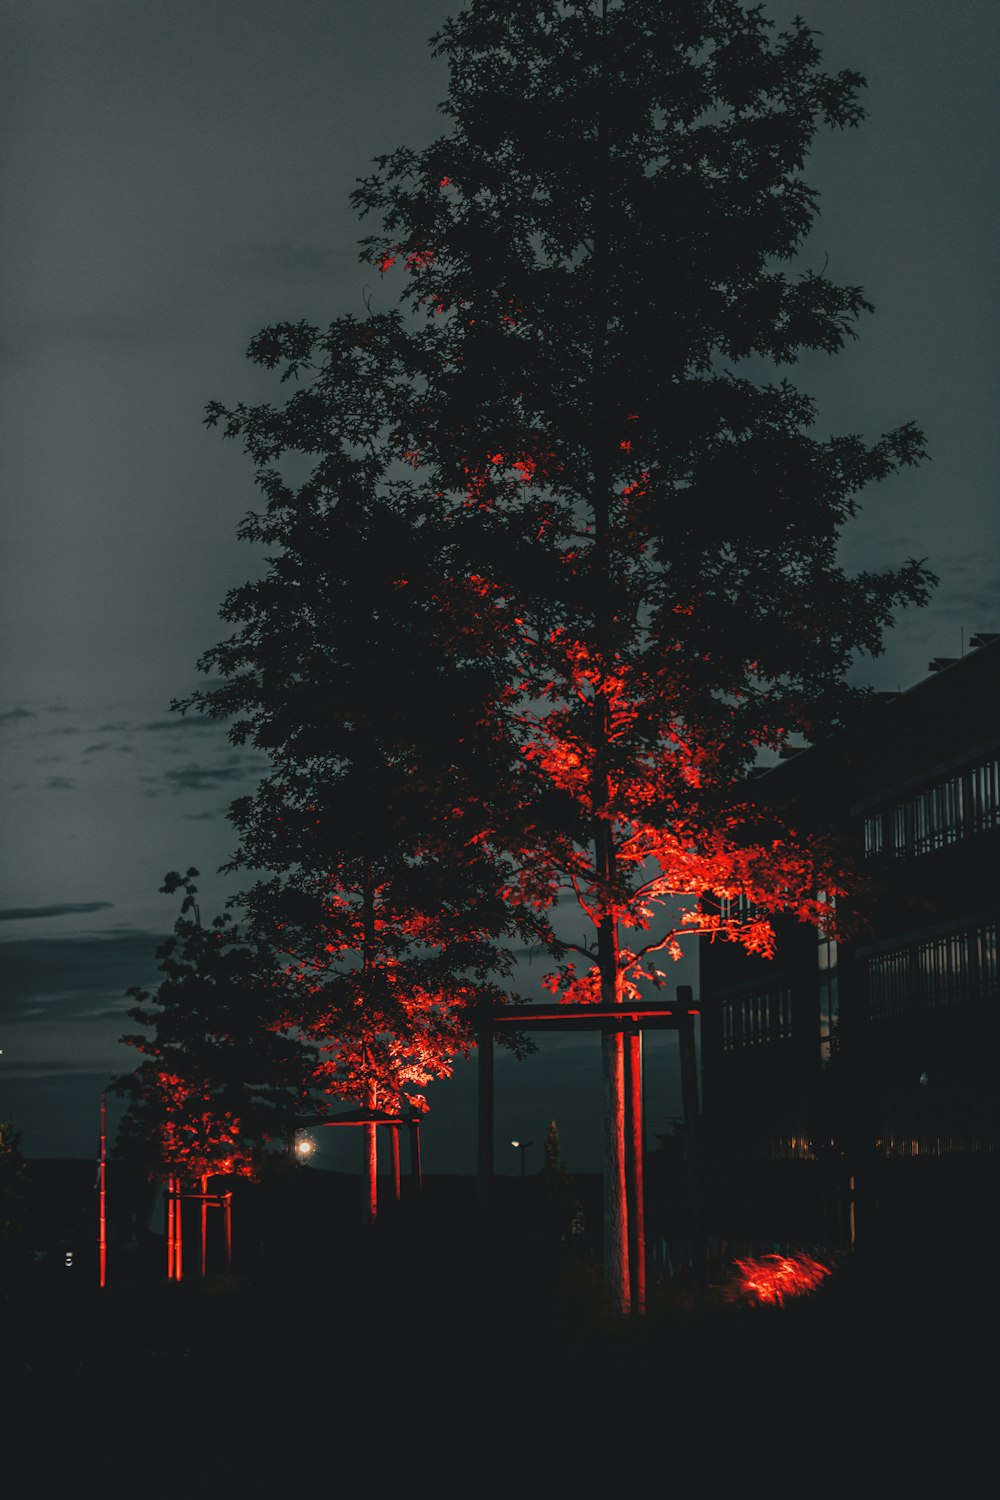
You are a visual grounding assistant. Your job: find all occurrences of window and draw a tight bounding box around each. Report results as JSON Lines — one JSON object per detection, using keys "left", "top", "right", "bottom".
{"left": 863, "top": 757, "right": 998, "bottom": 860}
{"left": 916, "top": 931, "right": 968, "bottom": 1006}
{"left": 868, "top": 948, "right": 911, "bottom": 1020}
{"left": 971, "top": 759, "right": 1000, "bottom": 833}
{"left": 867, "top": 921, "right": 999, "bottom": 1019}
{"left": 912, "top": 777, "right": 963, "bottom": 854}
{"left": 721, "top": 986, "right": 792, "bottom": 1050}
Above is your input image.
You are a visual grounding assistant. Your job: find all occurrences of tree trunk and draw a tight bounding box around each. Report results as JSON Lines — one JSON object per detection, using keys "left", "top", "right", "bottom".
{"left": 364, "top": 1081, "right": 378, "bottom": 1227}
{"left": 390, "top": 1125, "right": 401, "bottom": 1203}
{"left": 625, "top": 1030, "right": 646, "bottom": 1314}
{"left": 602, "top": 1026, "right": 631, "bottom": 1314}
{"left": 597, "top": 808, "right": 630, "bottom": 1314}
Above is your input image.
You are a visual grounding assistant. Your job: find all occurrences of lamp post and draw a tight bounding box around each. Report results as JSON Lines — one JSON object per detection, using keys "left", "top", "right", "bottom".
{"left": 511, "top": 1139, "right": 534, "bottom": 1177}
{"left": 293, "top": 1130, "right": 316, "bottom": 1165}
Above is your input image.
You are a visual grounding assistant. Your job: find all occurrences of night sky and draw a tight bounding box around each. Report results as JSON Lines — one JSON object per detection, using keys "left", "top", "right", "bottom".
{"left": 1, "top": 0, "right": 997, "bottom": 1175}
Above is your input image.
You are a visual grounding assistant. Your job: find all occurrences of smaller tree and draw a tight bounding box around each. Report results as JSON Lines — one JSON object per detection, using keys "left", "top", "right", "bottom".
{"left": 176, "top": 443, "right": 535, "bottom": 1224}
{"left": 249, "top": 858, "right": 518, "bottom": 1225}
{"left": 538, "top": 1119, "right": 577, "bottom": 1242}
{"left": 112, "top": 870, "right": 311, "bottom": 1189}
{"left": 0, "top": 1121, "right": 29, "bottom": 1276}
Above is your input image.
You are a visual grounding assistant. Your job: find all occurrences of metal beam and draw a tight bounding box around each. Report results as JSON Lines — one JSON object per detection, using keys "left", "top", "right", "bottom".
{"left": 489, "top": 1000, "right": 699, "bottom": 1030}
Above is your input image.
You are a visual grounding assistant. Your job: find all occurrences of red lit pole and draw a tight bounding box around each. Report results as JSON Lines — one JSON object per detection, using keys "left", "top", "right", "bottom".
{"left": 677, "top": 986, "right": 706, "bottom": 1291}
{"left": 224, "top": 1192, "right": 233, "bottom": 1270}
{"left": 477, "top": 995, "right": 494, "bottom": 1220}
{"left": 200, "top": 1174, "right": 209, "bottom": 1278}
{"left": 625, "top": 1031, "right": 646, "bottom": 1315}
{"left": 602, "top": 1024, "right": 631, "bottom": 1316}
{"left": 98, "top": 1094, "right": 107, "bottom": 1289}
{"left": 408, "top": 1112, "right": 423, "bottom": 1192}
{"left": 169, "top": 1176, "right": 185, "bottom": 1284}
{"left": 363, "top": 1083, "right": 378, "bottom": 1226}
{"left": 167, "top": 1177, "right": 175, "bottom": 1279}
{"left": 390, "top": 1126, "right": 401, "bottom": 1203}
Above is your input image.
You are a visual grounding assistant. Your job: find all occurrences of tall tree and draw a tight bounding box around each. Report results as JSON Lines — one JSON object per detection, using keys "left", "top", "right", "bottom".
{"left": 191, "top": 0, "right": 933, "bottom": 1307}
{"left": 179, "top": 431, "right": 527, "bottom": 1221}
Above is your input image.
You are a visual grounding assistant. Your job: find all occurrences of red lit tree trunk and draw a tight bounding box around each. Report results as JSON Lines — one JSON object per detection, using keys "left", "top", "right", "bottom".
{"left": 200, "top": 1173, "right": 209, "bottom": 1278}
{"left": 389, "top": 1125, "right": 401, "bottom": 1203}
{"left": 594, "top": 729, "right": 631, "bottom": 1314}
{"left": 363, "top": 1085, "right": 378, "bottom": 1227}
{"left": 601, "top": 1028, "right": 630, "bottom": 1315}
{"left": 625, "top": 1032, "right": 646, "bottom": 1315}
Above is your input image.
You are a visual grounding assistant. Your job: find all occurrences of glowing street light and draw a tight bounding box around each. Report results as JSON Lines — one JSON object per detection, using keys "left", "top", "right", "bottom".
{"left": 511, "top": 1138, "right": 534, "bottom": 1177}
{"left": 293, "top": 1130, "right": 316, "bottom": 1164}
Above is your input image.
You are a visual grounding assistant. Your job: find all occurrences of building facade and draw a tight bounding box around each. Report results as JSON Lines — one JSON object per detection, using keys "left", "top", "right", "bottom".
{"left": 698, "top": 634, "right": 1000, "bottom": 1250}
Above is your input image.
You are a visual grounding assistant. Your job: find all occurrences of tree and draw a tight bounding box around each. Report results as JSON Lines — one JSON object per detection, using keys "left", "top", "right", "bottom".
{"left": 179, "top": 440, "right": 529, "bottom": 1223}
{"left": 354, "top": 0, "right": 933, "bottom": 1310}
{"left": 0, "top": 1121, "right": 29, "bottom": 1277}
{"left": 113, "top": 870, "right": 310, "bottom": 1189}
{"left": 538, "top": 1119, "right": 577, "bottom": 1242}
{"left": 247, "top": 858, "right": 516, "bottom": 1225}
{"left": 190, "top": 0, "right": 932, "bottom": 1309}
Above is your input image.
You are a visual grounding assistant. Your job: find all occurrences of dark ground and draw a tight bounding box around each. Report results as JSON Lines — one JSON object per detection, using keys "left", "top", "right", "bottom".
{"left": 4, "top": 1209, "right": 995, "bottom": 1481}
{"left": 2, "top": 1164, "right": 994, "bottom": 1478}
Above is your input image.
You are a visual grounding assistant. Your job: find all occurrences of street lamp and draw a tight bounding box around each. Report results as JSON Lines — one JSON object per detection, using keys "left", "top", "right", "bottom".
{"left": 511, "top": 1139, "right": 534, "bottom": 1177}
{"left": 293, "top": 1130, "right": 316, "bottom": 1164}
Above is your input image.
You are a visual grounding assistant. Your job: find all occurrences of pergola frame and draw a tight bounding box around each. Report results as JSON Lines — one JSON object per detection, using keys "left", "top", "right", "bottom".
{"left": 297, "top": 1105, "right": 425, "bottom": 1198}
{"left": 478, "top": 984, "right": 702, "bottom": 1312}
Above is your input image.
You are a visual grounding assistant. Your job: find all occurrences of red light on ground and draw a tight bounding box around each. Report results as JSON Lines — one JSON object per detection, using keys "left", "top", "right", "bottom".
{"left": 730, "top": 1252, "right": 831, "bottom": 1307}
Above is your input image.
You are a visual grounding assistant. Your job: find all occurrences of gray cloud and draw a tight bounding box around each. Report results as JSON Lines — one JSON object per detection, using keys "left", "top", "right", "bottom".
{"left": 0, "top": 1057, "right": 113, "bottom": 1077}
{"left": 0, "top": 931, "right": 167, "bottom": 1027}
{"left": 211, "top": 239, "right": 354, "bottom": 285}
{"left": 0, "top": 706, "right": 35, "bottom": 722}
{"left": 0, "top": 902, "right": 113, "bottom": 922}
{"left": 162, "top": 759, "right": 258, "bottom": 794}
{"left": 139, "top": 717, "right": 231, "bottom": 733}
{"left": 45, "top": 776, "right": 74, "bottom": 790}
{"left": 938, "top": 578, "right": 1000, "bottom": 615}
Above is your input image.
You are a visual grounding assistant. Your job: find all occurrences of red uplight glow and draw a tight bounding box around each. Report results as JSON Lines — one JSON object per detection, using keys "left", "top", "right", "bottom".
{"left": 730, "top": 1252, "right": 831, "bottom": 1306}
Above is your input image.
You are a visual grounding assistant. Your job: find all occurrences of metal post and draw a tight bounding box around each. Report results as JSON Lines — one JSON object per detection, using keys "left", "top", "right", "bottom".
{"left": 677, "top": 985, "right": 706, "bottom": 1291}
{"left": 477, "top": 997, "right": 494, "bottom": 1218}
{"left": 98, "top": 1094, "right": 107, "bottom": 1290}
{"left": 408, "top": 1114, "right": 423, "bottom": 1192}
{"left": 167, "top": 1178, "right": 176, "bottom": 1280}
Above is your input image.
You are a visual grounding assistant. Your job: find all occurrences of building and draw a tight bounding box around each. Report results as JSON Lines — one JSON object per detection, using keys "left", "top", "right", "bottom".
{"left": 698, "top": 634, "right": 1000, "bottom": 1252}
